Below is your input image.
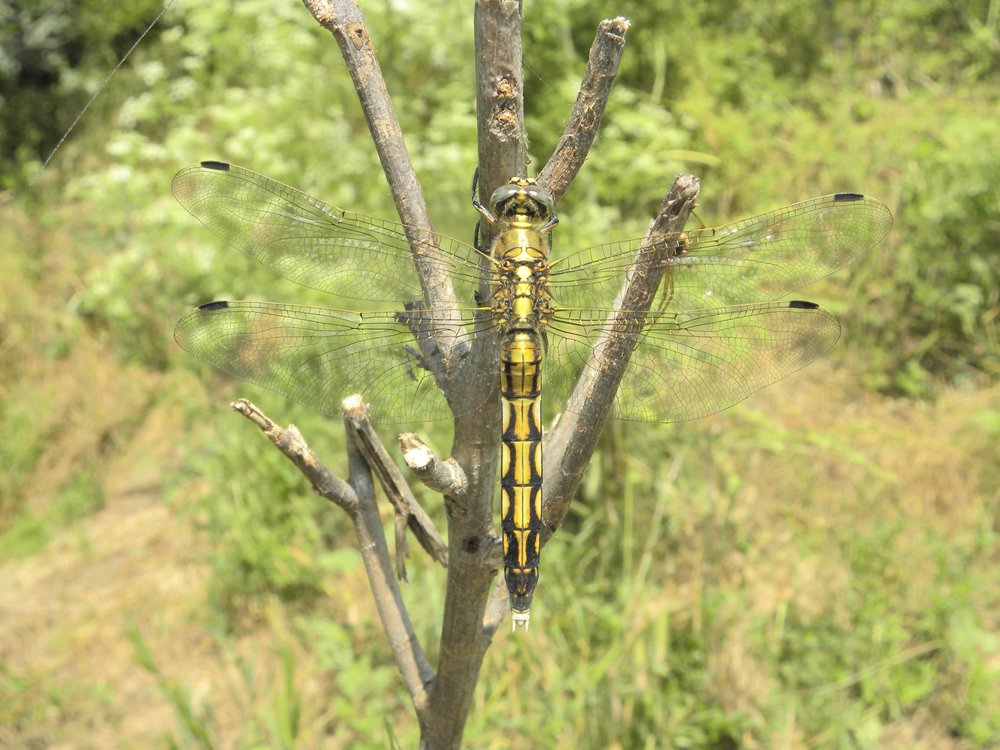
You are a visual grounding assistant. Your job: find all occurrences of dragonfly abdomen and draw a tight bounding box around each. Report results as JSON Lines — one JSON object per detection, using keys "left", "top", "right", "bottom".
{"left": 499, "top": 330, "right": 544, "bottom": 629}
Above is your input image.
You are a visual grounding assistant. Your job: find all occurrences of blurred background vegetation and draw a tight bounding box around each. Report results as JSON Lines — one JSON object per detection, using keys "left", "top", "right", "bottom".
{"left": 1, "top": 0, "right": 997, "bottom": 747}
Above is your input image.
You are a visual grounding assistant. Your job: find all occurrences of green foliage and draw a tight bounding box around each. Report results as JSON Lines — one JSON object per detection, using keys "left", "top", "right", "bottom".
{"left": 513, "top": 415, "right": 1000, "bottom": 748}
{"left": 268, "top": 644, "right": 303, "bottom": 749}
{"left": 0, "top": 390, "right": 53, "bottom": 518}
{"left": 294, "top": 615, "right": 415, "bottom": 748}
{"left": 520, "top": 0, "right": 1000, "bottom": 394}
{"left": 875, "top": 111, "right": 999, "bottom": 392}
{"left": 210, "top": 633, "right": 308, "bottom": 749}
{"left": 0, "top": 515, "right": 51, "bottom": 559}
{"left": 0, "top": 658, "right": 113, "bottom": 747}
{"left": 15, "top": 0, "right": 996, "bottom": 390}
{"left": 0, "top": 0, "right": 166, "bottom": 189}
{"left": 51, "top": 469, "right": 104, "bottom": 523}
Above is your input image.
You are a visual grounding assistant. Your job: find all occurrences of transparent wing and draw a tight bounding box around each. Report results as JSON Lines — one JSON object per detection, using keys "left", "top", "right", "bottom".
{"left": 550, "top": 193, "right": 893, "bottom": 312}
{"left": 173, "top": 170, "right": 887, "bottom": 425}
{"left": 542, "top": 301, "right": 841, "bottom": 422}
{"left": 174, "top": 300, "right": 497, "bottom": 424}
{"left": 172, "top": 161, "right": 486, "bottom": 308}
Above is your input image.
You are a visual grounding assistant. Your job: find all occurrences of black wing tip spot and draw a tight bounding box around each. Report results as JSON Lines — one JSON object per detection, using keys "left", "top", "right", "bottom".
{"left": 833, "top": 192, "right": 864, "bottom": 202}
{"left": 197, "top": 300, "right": 230, "bottom": 311}
{"left": 200, "top": 160, "right": 231, "bottom": 171}
{"left": 788, "top": 300, "right": 820, "bottom": 310}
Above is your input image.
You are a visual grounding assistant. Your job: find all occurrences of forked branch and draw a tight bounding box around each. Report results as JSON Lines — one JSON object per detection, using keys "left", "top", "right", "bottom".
{"left": 346, "top": 405, "right": 449, "bottom": 572}
{"left": 232, "top": 399, "right": 434, "bottom": 714}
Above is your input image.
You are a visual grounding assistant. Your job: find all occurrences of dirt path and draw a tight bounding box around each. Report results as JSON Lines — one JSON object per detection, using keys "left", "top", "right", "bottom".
{"left": 0, "top": 342, "right": 217, "bottom": 747}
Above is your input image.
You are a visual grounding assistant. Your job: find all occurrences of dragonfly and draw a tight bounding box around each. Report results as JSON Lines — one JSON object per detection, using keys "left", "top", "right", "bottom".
{"left": 172, "top": 161, "right": 892, "bottom": 629}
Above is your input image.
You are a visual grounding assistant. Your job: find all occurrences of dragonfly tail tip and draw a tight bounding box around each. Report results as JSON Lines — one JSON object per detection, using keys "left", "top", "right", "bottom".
{"left": 511, "top": 610, "right": 531, "bottom": 632}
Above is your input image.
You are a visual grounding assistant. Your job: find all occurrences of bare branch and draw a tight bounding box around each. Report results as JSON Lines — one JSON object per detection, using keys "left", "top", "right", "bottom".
{"left": 293, "top": 4, "right": 656, "bottom": 747}
{"left": 295, "top": 2, "right": 512, "bottom": 744}
{"left": 301, "top": 0, "right": 461, "bottom": 356}
{"left": 543, "top": 174, "right": 702, "bottom": 538}
{"left": 344, "top": 398, "right": 449, "bottom": 570}
{"left": 232, "top": 399, "right": 357, "bottom": 510}
{"left": 538, "top": 17, "right": 631, "bottom": 202}
{"left": 400, "top": 432, "right": 467, "bottom": 499}
{"left": 341, "top": 397, "right": 435, "bottom": 715}
{"left": 232, "top": 398, "right": 433, "bottom": 715}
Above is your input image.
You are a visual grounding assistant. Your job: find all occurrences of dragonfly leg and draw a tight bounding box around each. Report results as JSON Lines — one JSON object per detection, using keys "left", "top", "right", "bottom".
{"left": 654, "top": 266, "right": 676, "bottom": 319}
{"left": 471, "top": 166, "right": 497, "bottom": 225}
{"left": 537, "top": 213, "right": 559, "bottom": 233}
{"left": 402, "top": 344, "right": 433, "bottom": 382}
{"left": 471, "top": 167, "right": 497, "bottom": 253}
{"left": 648, "top": 230, "right": 691, "bottom": 322}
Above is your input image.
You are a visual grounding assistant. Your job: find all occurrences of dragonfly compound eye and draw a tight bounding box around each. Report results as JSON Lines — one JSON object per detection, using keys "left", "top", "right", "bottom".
{"left": 489, "top": 183, "right": 523, "bottom": 211}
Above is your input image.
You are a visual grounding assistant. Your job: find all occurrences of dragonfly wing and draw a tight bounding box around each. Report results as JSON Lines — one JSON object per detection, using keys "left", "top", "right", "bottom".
{"left": 174, "top": 301, "right": 488, "bottom": 424}
{"left": 172, "top": 161, "right": 485, "bottom": 307}
{"left": 551, "top": 193, "right": 892, "bottom": 311}
{"left": 544, "top": 301, "right": 841, "bottom": 422}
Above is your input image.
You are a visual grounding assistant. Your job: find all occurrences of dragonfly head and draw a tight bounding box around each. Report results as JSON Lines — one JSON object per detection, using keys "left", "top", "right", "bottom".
{"left": 489, "top": 177, "right": 557, "bottom": 231}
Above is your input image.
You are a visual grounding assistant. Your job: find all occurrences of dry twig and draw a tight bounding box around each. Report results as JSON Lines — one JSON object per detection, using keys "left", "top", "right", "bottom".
{"left": 344, "top": 400, "right": 449, "bottom": 572}
{"left": 233, "top": 398, "right": 434, "bottom": 714}
{"left": 538, "top": 17, "right": 631, "bottom": 201}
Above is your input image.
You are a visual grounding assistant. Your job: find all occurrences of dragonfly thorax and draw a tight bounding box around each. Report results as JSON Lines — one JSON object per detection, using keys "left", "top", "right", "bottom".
{"left": 491, "top": 228, "right": 554, "bottom": 333}
{"left": 481, "top": 178, "right": 556, "bottom": 334}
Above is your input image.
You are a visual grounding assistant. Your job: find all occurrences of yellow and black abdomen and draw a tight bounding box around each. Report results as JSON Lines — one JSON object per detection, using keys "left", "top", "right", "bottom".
{"left": 500, "top": 330, "right": 544, "bottom": 627}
